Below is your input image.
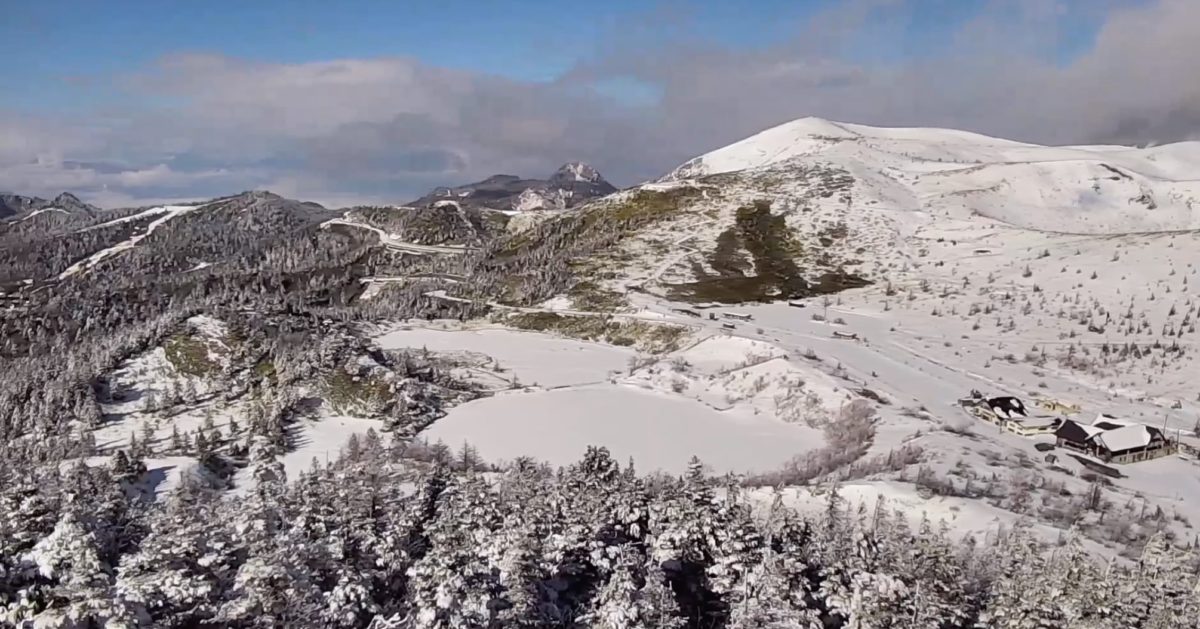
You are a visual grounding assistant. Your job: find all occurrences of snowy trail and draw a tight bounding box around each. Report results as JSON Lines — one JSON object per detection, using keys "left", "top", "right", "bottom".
{"left": 58, "top": 205, "right": 199, "bottom": 279}
{"left": 76, "top": 205, "right": 175, "bottom": 232}
{"left": 13, "top": 207, "right": 68, "bottom": 222}
{"left": 647, "top": 218, "right": 717, "bottom": 284}
{"left": 321, "top": 218, "right": 471, "bottom": 255}
{"left": 425, "top": 290, "right": 702, "bottom": 327}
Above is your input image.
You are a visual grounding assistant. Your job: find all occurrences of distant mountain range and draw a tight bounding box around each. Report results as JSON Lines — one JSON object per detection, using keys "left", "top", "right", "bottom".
{"left": 0, "top": 192, "right": 98, "bottom": 220}
{"left": 409, "top": 162, "right": 617, "bottom": 213}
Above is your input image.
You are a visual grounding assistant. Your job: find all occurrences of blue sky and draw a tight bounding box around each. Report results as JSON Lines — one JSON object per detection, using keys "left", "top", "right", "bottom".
{"left": 1, "top": 0, "right": 1108, "bottom": 112}
{"left": 0, "top": 0, "right": 1192, "bottom": 206}
{"left": 4, "top": 1, "right": 788, "bottom": 108}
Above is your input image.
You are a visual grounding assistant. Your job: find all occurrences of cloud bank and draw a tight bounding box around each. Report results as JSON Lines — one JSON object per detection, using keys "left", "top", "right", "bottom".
{"left": 1, "top": 0, "right": 1196, "bottom": 207}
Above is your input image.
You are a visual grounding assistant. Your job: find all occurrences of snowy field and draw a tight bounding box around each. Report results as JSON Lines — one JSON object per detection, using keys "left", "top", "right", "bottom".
{"left": 375, "top": 324, "right": 634, "bottom": 388}
{"left": 425, "top": 383, "right": 824, "bottom": 474}
{"left": 373, "top": 323, "right": 841, "bottom": 475}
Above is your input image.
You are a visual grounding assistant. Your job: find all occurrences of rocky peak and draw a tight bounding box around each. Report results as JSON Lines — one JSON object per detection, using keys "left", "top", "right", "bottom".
{"left": 549, "top": 162, "right": 606, "bottom": 185}
{"left": 51, "top": 192, "right": 98, "bottom": 215}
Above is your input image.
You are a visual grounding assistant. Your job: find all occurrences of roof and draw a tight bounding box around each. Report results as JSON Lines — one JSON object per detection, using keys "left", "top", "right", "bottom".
{"left": 1056, "top": 420, "right": 1104, "bottom": 443}
{"left": 1090, "top": 424, "right": 1163, "bottom": 454}
{"left": 988, "top": 396, "right": 1027, "bottom": 418}
{"left": 1090, "top": 413, "right": 1133, "bottom": 428}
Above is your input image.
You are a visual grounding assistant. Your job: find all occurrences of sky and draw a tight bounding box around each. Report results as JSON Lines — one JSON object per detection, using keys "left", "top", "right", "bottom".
{"left": 1, "top": 0, "right": 1195, "bottom": 208}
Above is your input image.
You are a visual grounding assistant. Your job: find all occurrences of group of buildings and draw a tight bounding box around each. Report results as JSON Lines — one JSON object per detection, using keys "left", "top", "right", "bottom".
{"left": 961, "top": 392, "right": 1190, "bottom": 465}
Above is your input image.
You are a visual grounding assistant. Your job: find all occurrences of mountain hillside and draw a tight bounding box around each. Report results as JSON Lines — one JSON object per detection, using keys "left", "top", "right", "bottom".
{"left": 665, "top": 117, "right": 1200, "bottom": 234}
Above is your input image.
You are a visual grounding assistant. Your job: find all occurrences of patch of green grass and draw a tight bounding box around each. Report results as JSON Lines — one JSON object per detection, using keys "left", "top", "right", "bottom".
{"left": 710, "top": 226, "right": 752, "bottom": 277}
{"left": 164, "top": 334, "right": 221, "bottom": 378}
{"left": 324, "top": 369, "right": 393, "bottom": 414}
{"left": 252, "top": 358, "right": 276, "bottom": 380}
{"left": 568, "top": 281, "right": 629, "bottom": 312}
{"left": 507, "top": 312, "right": 688, "bottom": 353}
{"left": 481, "top": 210, "right": 512, "bottom": 232}
{"left": 667, "top": 200, "right": 868, "bottom": 303}
{"left": 667, "top": 276, "right": 780, "bottom": 303}
{"left": 490, "top": 186, "right": 704, "bottom": 261}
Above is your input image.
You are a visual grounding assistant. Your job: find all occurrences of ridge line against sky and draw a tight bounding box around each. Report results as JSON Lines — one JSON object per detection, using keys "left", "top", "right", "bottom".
{"left": 1, "top": 0, "right": 1195, "bottom": 208}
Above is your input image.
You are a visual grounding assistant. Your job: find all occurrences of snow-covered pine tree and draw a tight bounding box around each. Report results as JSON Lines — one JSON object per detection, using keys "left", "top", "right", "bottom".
{"left": 116, "top": 485, "right": 236, "bottom": 626}
{"left": 976, "top": 525, "right": 1067, "bottom": 628}
{"left": 492, "top": 523, "right": 556, "bottom": 628}
{"left": 405, "top": 473, "right": 502, "bottom": 629}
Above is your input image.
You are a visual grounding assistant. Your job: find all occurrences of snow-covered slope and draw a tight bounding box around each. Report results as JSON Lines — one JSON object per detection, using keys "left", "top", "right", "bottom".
{"left": 664, "top": 117, "right": 1200, "bottom": 234}
{"left": 58, "top": 205, "right": 198, "bottom": 279}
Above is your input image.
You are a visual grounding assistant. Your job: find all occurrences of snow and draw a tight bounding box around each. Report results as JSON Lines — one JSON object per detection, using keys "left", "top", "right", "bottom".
{"left": 1094, "top": 424, "right": 1157, "bottom": 452}
{"left": 140, "top": 456, "right": 211, "bottom": 496}
{"left": 16, "top": 207, "right": 67, "bottom": 221}
{"left": 321, "top": 217, "right": 469, "bottom": 255}
{"left": 374, "top": 324, "right": 841, "bottom": 475}
{"left": 557, "top": 161, "right": 602, "bottom": 183}
{"left": 664, "top": 117, "right": 1200, "bottom": 234}
{"left": 375, "top": 325, "right": 634, "bottom": 388}
{"left": 764, "top": 481, "right": 1103, "bottom": 550}
{"left": 58, "top": 205, "right": 199, "bottom": 279}
{"left": 512, "top": 188, "right": 550, "bottom": 212}
{"left": 1068, "top": 421, "right": 1106, "bottom": 438}
{"left": 77, "top": 204, "right": 175, "bottom": 232}
{"left": 425, "top": 384, "right": 823, "bottom": 474}
{"left": 536, "top": 295, "right": 574, "bottom": 311}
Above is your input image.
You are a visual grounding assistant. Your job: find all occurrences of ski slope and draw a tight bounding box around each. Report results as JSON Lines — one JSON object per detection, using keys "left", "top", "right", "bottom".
{"left": 320, "top": 217, "right": 471, "bottom": 255}
{"left": 58, "top": 205, "right": 198, "bottom": 279}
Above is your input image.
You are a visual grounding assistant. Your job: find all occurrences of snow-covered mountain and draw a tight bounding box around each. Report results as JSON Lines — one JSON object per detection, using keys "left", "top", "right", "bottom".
{"left": 665, "top": 117, "right": 1200, "bottom": 234}
{"left": 0, "top": 191, "right": 98, "bottom": 220}
{"left": 410, "top": 162, "right": 618, "bottom": 213}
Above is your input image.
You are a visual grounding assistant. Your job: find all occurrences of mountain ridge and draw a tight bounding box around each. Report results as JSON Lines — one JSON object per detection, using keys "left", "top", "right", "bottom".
{"left": 0, "top": 191, "right": 99, "bottom": 220}
{"left": 409, "top": 161, "right": 617, "bottom": 213}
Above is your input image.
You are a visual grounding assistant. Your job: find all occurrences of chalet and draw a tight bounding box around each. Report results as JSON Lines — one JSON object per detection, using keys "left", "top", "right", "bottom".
{"left": 1055, "top": 418, "right": 1172, "bottom": 464}
{"left": 723, "top": 312, "right": 753, "bottom": 321}
{"left": 1007, "top": 418, "right": 1061, "bottom": 437}
{"left": 961, "top": 394, "right": 1058, "bottom": 435}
